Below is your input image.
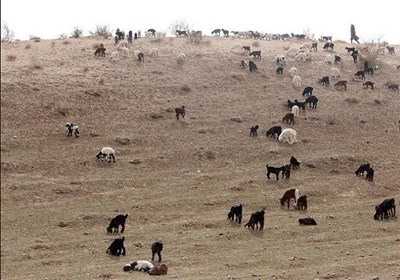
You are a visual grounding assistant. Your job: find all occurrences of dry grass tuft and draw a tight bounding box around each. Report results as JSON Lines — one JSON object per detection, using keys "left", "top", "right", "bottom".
{"left": 62, "top": 40, "right": 70, "bottom": 45}
{"left": 99, "top": 77, "right": 106, "bottom": 85}
{"left": 231, "top": 73, "right": 246, "bottom": 81}
{"left": 374, "top": 99, "right": 382, "bottom": 104}
{"left": 180, "top": 84, "right": 191, "bottom": 92}
{"left": 25, "top": 44, "right": 31, "bottom": 50}
{"left": 344, "top": 97, "right": 360, "bottom": 104}
{"left": 31, "top": 64, "right": 44, "bottom": 70}
{"left": 6, "top": 54, "right": 17, "bottom": 61}
{"left": 83, "top": 67, "right": 89, "bottom": 73}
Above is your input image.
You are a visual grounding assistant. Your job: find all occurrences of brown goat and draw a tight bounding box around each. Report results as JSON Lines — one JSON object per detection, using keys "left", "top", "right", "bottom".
{"left": 280, "top": 188, "right": 300, "bottom": 209}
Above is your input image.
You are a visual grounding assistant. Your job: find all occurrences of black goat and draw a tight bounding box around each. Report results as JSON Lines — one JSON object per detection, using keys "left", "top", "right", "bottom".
{"left": 388, "top": 84, "right": 399, "bottom": 91}
{"left": 351, "top": 52, "right": 358, "bottom": 63}
{"left": 374, "top": 198, "right": 396, "bottom": 220}
{"left": 302, "top": 86, "right": 313, "bottom": 97}
{"left": 319, "top": 76, "right": 330, "bottom": 86}
{"left": 249, "top": 61, "right": 258, "bottom": 72}
{"left": 240, "top": 60, "right": 247, "bottom": 69}
{"left": 365, "top": 67, "right": 374, "bottom": 75}
{"left": 107, "top": 214, "right": 128, "bottom": 234}
{"left": 311, "top": 42, "right": 318, "bottom": 51}
{"left": 266, "top": 126, "right": 282, "bottom": 139}
{"left": 345, "top": 47, "right": 356, "bottom": 54}
{"left": 66, "top": 122, "right": 80, "bottom": 138}
{"left": 250, "top": 125, "right": 259, "bottom": 137}
{"left": 266, "top": 164, "right": 286, "bottom": 181}
{"left": 294, "top": 99, "right": 306, "bottom": 110}
{"left": 296, "top": 195, "right": 308, "bottom": 210}
{"left": 106, "top": 236, "right": 126, "bottom": 256}
{"left": 243, "top": 46, "right": 251, "bottom": 52}
{"left": 176, "top": 30, "right": 188, "bottom": 37}
{"left": 228, "top": 204, "right": 243, "bottom": 224}
{"left": 94, "top": 47, "right": 106, "bottom": 57}
{"left": 175, "top": 106, "right": 185, "bottom": 120}
{"left": 244, "top": 209, "right": 265, "bottom": 231}
{"left": 151, "top": 241, "right": 163, "bottom": 262}
{"left": 366, "top": 167, "right": 374, "bottom": 182}
{"left": 334, "top": 80, "right": 347, "bottom": 91}
{"left": 334, "top": 55, "right": 341, "bottom": 64}
{"left": 355, "top": 70, "right": 365, "bottom": 80}
{"left": 282, "top": 164, "right": 291, "bottom": 179}
{"left": 363, "top": 81, "right": 374, "bottom": 90}
{"left": 355, "top": 163, "right": 370, "bottom": 177}
{"left": 276, "top": 66, "right": 284, "bottom": 75}
{"left": 299, "top": 217, "right": 317, "bottom": 225}
{"left": 290, "top": 156, "right": 300, "bottom": 170}
{"left": 283, "top": 113, "right": 295, "bottom": 125}
{"left": 305, "top": 96, "right": 318, "bottom": 109}
{"left": 323, "top": 42, "right": 334, "bottom": 50}
{"left": 249, "top": 50, "right": 261, "bottom": 59}
{"left": 386, "top": 46, "right": 395, "bottom": 55}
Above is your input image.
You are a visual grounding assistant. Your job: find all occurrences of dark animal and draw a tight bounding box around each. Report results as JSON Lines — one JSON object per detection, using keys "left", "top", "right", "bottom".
{"left": 147, "top": 28, "right": 156, "bottom": 37}
{"left": 364, "top": 61, "right": 369, "bottom": 70}
{"left": 296, "top": 195, "right": 308, "bottom": 210}
{"left": 290, "top": 156, "right": 300, "bottom": 170}
{"left": 282, "top": 113, "right": 295, "bottom": 125}
{"left": 374, "top": 198, "right": 396, "bottom": 220}
{"left": 249, "top": 61, "right": 258, "bottom": 72}
{"left": 287, "top": 99, "right": 296, "bottom": 109}
{"left": 114, "top": 35, "right": 119, "bottom": 45}
{"left": 386, "top": 46, "right": 395, "bottom": 55}
{"left": 323, "top": 42, "right": 334, "bottom": 50}
{"left": 276, "top": 66, "right": 284, "bottom": 75}
{"left": 311, "top": 42, "right": 318, "bottom": 51}
{"left": 244, "top": 209, "right": 265, "bottom": 231}
{"left": 291, "top": 33, "right": 306, "bottom": 39}
{"left": 266, "top": 164, "right": 286, "bottom": 180}
{"left": 305, "top": 96, "right": 318, "bottom": 109}
{"left": 355, "top": 70, "right": 365, "bottom": 80}
{"left": 294, "top": 99, "right": 306, "bottom": 110}
{"left": 134, "top": 33, "right": 138, "bottom": 40}
{"left": 65, "top": 123, "right": 79, "bottom": 138}
{"left": 366, "top": 167, "right": 374, "bottom": 182}
{"left": 228, "top": 204, "right": 243, "bottom": 224}
{"left": 322, "top": 36, "right": 332, "bottom": 41}
{"left": 345, "top": 47, "right": 356, "bottom": 54}
{"left": 240, "top": 60, "right": 247, "bottom": 69}
{"left": 115, "top": 28, "right": 124, "bottom": 40}
{"left": 138, "top": 52, "right": 144, "bottom": 63}
{"left": 351, "top": 52, "right": 358, "bottom": 63}
{"left": 334, "top": 55, "right": 341, "bottom": 64}
{"left": 175, "top": 106, "right": 185, "bottom": 120}
{"left": 250, "top": 125, "right": 259, "bottom": 137}
{"left": 266, "top": 126, "right": 282, "bottom": 139}
{"left": 355, "top": 163, "right": 370, "bottom": 177}
{"left": 388, "top": 84, "right": 399, "bottom": 91}
{"left": 107, "top": 214, "right": 128, "bottom": 234}
{"left": 106, "top": 236, "right": 126, "bottom": 256}
{"left": 151, "top": 241, "right": 163, "bottom": 262}
{"left": 364, "top": 67, "right": 374, "bottom": 75}
{"left": 249, "top": 50, "right": 261, "bottom": 59}
{"left": 175, "top": 30, "right": 188, "bottom": 37}
{"left": 128, "top": 30, "right": 133, "bottom": 43}
{"left": 243, "top": 46, "right": 251, "bottom": 52}
{"left": 302, "top": 86, "right": 313, "bottom": 97}
{"left": 221, "top": 29, "right": 229, "bottom": 37}
{"left": 282, "top": 164, "right": 291, "bottom": 179}
{"left": 211, "top": 29, "right": 221, "bottom": 36}
{"left": 280, "top": 188, "right": 300, "bottom": 209}
{"left": 319, "top": 76, "right": 330, "bottom": 86}
{"left": 94, "top": 47, "right": 106, "bottom": 57}
{"left": 334, "top": 80, "right": 347, "bottom": 90}
{"left": 299, "top": 217, "right": 317, "bottom": 225}
{"left": 363, "top": 81, "right": 374, "bottom": 90}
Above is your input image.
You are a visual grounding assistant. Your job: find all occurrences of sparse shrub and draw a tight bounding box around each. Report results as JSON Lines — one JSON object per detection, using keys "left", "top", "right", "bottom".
{"left": 58, "top": 33, "right": 67, "bottom": 40}
{"left": 252, "top": 41, "right": 260, "bottom": 48}
{"left": 31, "top": 63, "right": 43, "bottom": 70}
{"left": 70, "top": 26, "right": 83, "bottom": 38}
{"left": 344, "top": 97, "right": 359, "bottom": 104}
{"left": 231, "top": 73, "right": 246, "bottom": 81}
{"left": 25, "top": 44, "right": 31, "bottom": 49}
{"left": 99, "top": 77, "right": 105, "bottom": 85}
{"left": 168, "top": 19, "right": 189, "bottom": 36}
{"left": 180, "top": 84, "right": 191, "bottom": 92}
{"left": 89, "top": 25, "right": 112, "bottom": 39}
{"left": 374, "top": 99, "right": 382, "bottom": 104}
{"left": 6, "top": 54, "right": 16, "bottom": 61}
{"left": 1, "top": 21, "right": 15, "bottom": 42}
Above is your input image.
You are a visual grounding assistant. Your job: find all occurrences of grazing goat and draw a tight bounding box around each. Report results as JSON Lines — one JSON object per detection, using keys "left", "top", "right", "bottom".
{"left": 366, "top": 167, "right": 374, "bottom": 182}
{"left": 364, "top": 67, "right": 374, "bottom": 75}
{"left": 281, "top": 188, "right": 300, "bottom": 208}
{"left": 96, "top": 147, "right": 116, "bottom": 163}
{"left": 355, "top": 163, "right": 370, "bottom": 177}
{"left": 243, "top": 46, "right": 251, "bottom": 52}
{"left": 282, "top": 164, "right": 291, "bottom": 179}
{"left": 175, "top": 106, "right": 185, "bottom": 120}
{"left": 334, "top": 80, "right": 347, "bottom": 91}
{"left": 148, "top": 263, "right": 168, "bottom": 275}
{"left": 249, "top": 50, "right": 261, "bottom": 59}
{"left": 296, "top": 195, "right": 308, "bottom": 210}
{"left": 275, "top": 54, "right": 286, "bottom": 66}
{"left": 283, "top": 113, "right": 295, "bottom": 125}
{"left": 299, "top": 217, "right": 317, "bottom": 225}
{"left": 388, "top": 84, "right": 399, "bottom": 91}
{"left": 386, "top": 46, "right": 395, "bottom": 55}
{"left": 330, "top": 67, "right": 341, "bottom": 78}
{"left": 323, "top": 42, "right": 334, "bottom": 50}
{"left": 175, "top": 30, "right": 188, "bottom": 37}
{"left": 66, "top": 122, "right": 79, "bottom": 138}
{"left": 107, "top": 214, "right": 128, "bottom": 233}
{"left": 266, "top": 164, "right": 286, "bottom": 180}
{"left": 290, "top": 156, "right": 300, "bottom": 170}
{"left": 334, "top": 55, "right": 341, "bottom": 64}
{"left": 311, "top": 42, "right": 318, "bottom": 51}
{"left": 211, "top": 29, "right": 221, "bottom": 36}
{"left": 249, "top": 61, "right": 258, "bottom": 72}
{"left": 137, "top": 52, "right": 144, "bottom": 63}
{"left": 276, "top": 66, "right": 284, "bottom": 75}
{"left": 278, "top": 128, "right": 297, "bottom": 144}
{"left": 363, "top": 81, "right": 374, "bottom": 90}
{"left": 305, "top": 96, "right": 318, "bottom": 109}
{"left": 292, "top": 75, "right": 302, "bottom": 87}
{"left": 266, "top": 126, "right": 282, "bottom": 139}
{"left": 302, "top": 86, "right": 313, "bottom": 97}
{"left": 228, "top": 204, "right": 243, "bottom": 224}
{"left": 345, "top": 47, "right": 356, "bottom": 54}
{"left": 94, "top": 47, "right": 106, "bottom": 57}
{"left": 374, "top": 198, "right": 396, "bottom": 220}
{"left": 240, "top": 60, "right": 247, "bottom": 69}
{"left": 291, "top": 105, "right": 300, "bottom": 117}
{"left": 289, "top": 67, "right": 299, "bottom": 77}
{"left": 244, "top": 209, "right": 265, "bottom": 231}
{"left": 151, "top": 241, "right": 163, "bottom": 262}
{"left": 147, "top": 28, "right": 156, "bottom": 37}
{"left": 106, "top": 236, "right": 126, "bottom": 256}
{"left": 351, "top": 52, "right": 358, "bottom": 63}
{"left": 354, "top": 70, "right": 365, "bottom": 80}
{"left": 319, "top": 76, "right": 330, "bottom": 86}
{"left": 250, "top": 125, "right": 259, "bottom": 137}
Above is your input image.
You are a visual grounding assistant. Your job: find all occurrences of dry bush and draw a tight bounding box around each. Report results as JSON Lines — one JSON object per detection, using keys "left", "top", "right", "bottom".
{"left": 31, "top": 64, "right": 44, "bottom": 70}
{"left": 62, "top": 40, "right": 70, "bottom": 45}
{"left": 6, "top": 54, "right": 17, "bottom": 61}
{"left": 70, "top": 26, "right": 83, "bottom": 38}
{"left": 58, "top": 33, "right": 67, "bottom": 40}
{"left": 358, "top": 41, "right": 381, "bottom": 68}
{"left": 252, "top": 41, "right": 260, "bottom": 48}
{"left": 344, "top": 97, "right": 359, "bottom": 104}
{"left": 83, "top": 67, "right": 89, "bottom": 73}
{"left": 231, "top": 73, "right": 246, "bottom": 81}
{"left": 55, "top": 106, "right": 69, "bottom": 116}
{"left": 180, "top": 84, "right": 191, "bottom": 92}
{"left": 25, "top": 44, "right": 31, "bottom": 49}
{"left": 89, "top": 25, "right": 112, "bottom": 39}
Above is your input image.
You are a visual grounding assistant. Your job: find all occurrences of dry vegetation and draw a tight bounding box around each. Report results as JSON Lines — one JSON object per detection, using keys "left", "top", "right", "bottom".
{"left": 1, "top": 36, "right": 400, "bottom": 280}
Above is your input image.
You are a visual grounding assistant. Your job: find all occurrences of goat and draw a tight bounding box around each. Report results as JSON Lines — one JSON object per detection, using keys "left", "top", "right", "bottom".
{"left": 106, "top": 236, "right": 126, "bottom": 256}
{"left": 281, "top": 188, "right": 300, "bottom": 208}
{"left": 240, "top": 60, "right": 247, "bottom": 69}
{"left": 386, "top": 46, "right": 395, "bottom": 55}
{"left": 290, "top": 156, "right": 300, "bottom": 170}
{"left": 282, "top": 164, "right": 291, "bottom": 179}
{"left": 278, "top": 128, "right": 298, "bottom": 144}
{"left": 175, "top": 106, "right": 185, "bottom": 120}
{"left": 147, "top": 28, "right": 156, "bottom": 37}
{"left": 211, "top": 29, "right": 221, "bottom": 36}
{"left": 302, "top": 86, "right": 313, "bottom": 97}
{"left": 96, "top": 147, "right": 116, "bottom": 163}
{"left": 151, "top": 241, "right": 163, "bottom": 262}
{"left": 330, "top": 67, "right": 341, "bottom": 78}
{"left": 334, "top": 80, "right": 347, "bottom": 91}
{"left": 249, "top": 61, "right": 258, "bottom": 72}
{"left": 345, "top": 47, "right": 356, "bottom": 54}
{"left": 244, "top": 209, "right": 265, "bottom": 231}
{"left": 323, "top": 42, "right": 334, "bottom": 50}
{"left": 275, "top": 54, "right": 286, "bottom": 66}
{"left": 266, "top": 126, "right": 282, "bottom": 139}
{"left": 319, "top": 76, "right": 330, "bottom": 86}
{"left": 250, "top": 125, "right": 259, "bottom": 137}
{"left": 291, "top": 105, "right": 300, "bottom": 117}
{"left": 148, "top": 264, "right": 168, "bottom": 275}
{"left": 228, "top": 204, "right": 243, "bottom": 224}
{"left": 374, "top": 198, "right": 396, "bottom": 220}
{"left": 243, "top": 46, "right": 251, "bottom": 52}
{"left": 355, "top": 163, "right": 370, "bottom": 177}
{"left": 366, "top": 167, "right": 374, "bottom": 182}
{"left": 266, "top": 164, "right": 286, "bottom": 180}
{"left": 65, "top": 122, "right": 79, "bottom": 138}
{"left": 364, "top": 67, "right": 374, "bottom": 75}
{"left": 94, "top": 47, "right": 106, "bottom": 57}
{"left": 289, "top": 67, "right": 299, "bottom": 77}
{"left": 311, "top": 42, "right": 318, "bottom": 51}
{"left": 296, "top": 195, "right": 308, "bottom": 210}
{"left": 276, "top": 66, "right": 284, "bottom": 75}
{"left": 130, "top": 260, "right": 155, "bottom": 272}
{"left": 351, "top": 52, "right": 358, "bottom": 63}
{"left": 355, "top": 70, "right": 365, "bottom": 80}
{"left": 175, "top": 30, "right": 188, "bottom": 37}
{"left": 363, "top": 81, "right": 374, "bottom": 90}
{"left": 137, "top": 52, "right": 144, "bottom": 63}
{"left": 388, "top": 84, "right": 399, "bottom": 91}
{"left": 249, "top": 50, "right": 261, "bottom": 59}
{"left": 283, "top": 113, "right": 295, "bottom": 125}
{"left": 292, "top": 75, "right": 302, "bottom": 87}
{"left": 334, "top": 55, "right": 341, "bottom": 64}
{"left": 305, "top": 96, "right": 318, "bottom": 109}
{"left": 107, "top": 214, "right": 128, "bottom": 233}
{"left": 299, "top": 217, "right": 317, "bottom": 225}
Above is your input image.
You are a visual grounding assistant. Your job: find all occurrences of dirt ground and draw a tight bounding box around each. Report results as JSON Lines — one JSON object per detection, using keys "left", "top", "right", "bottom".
{"left": 1, "top": 35, "right": 400, "bottom": 280}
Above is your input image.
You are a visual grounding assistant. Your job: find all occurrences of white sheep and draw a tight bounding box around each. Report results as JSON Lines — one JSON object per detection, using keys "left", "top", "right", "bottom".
{"left": 274, "top": 54, "right": 286, "bottom": 65}
{"left": 304, "top": 51, "right": 312, "bottom": 61}
{"left": 177, "top": 53, "right": 186, "bottom": 66}
{"left": 109, "top": 51, "right": 119, "bottom": 62}
{"left": 324, "top": 54, "right": 334, "bottom": 64}
{"left": 287, "top": 47, "right": 299, "bottom": 58}
{"left": 292, "top": 75, "right": 302, "bottom": 87}
{"left": 96, "top": 147, "right": 116, "bottom": 163}
{"left": 295, "top": 52, "right": 307, "bottom": 62}
{"left": 289, "top": 67, "right": 299, "bottom": 77}
{"left": 300, "top": 43, "right": 312, "bottom": 51}
{"left": 149, "top": 48, "right": 159, "bottom": 57}
{"left": 131, "top": 260, "right": 155, "bottom": 272}
{"left": 291, "top": 105, "right": 300, "bottom": 117}
{"left": 330, "top": 67, "right": 341, "bottom": 78}
{"left": 278, "top": 128, "right": 298, "bottom": 144}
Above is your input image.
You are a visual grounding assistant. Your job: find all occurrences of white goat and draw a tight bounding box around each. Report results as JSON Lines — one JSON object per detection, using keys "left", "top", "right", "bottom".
{"left": 177, "top": 53, "right": 186, "bottom": 66}
{"left": 109, "top": 51, "right": 119, "bottom": 62}
{"left": 295, "top": 52, "right": 307, "bottom": 62}
{"left": 300, "top": 43, "right": 312, "bottom": 52}
{"left": 287, "top": 47, "right": 299, "bottom": 58}
{"left": 291, "top": 105, "right": 300, "bottom": 117}
{"left": 278, "top": 128, "right": 298, "bottom": 144}
{"left": 131, "top": 260, "right": 155, "bottom": 271}
{"left": 292, "top": 75, "right": 302, "bottom": 87}
{"left": 274, "top": 54, "right": 286, "bottom": 65}
{"left": 324, "top": 54, "right": 334, "bottom": 64}
{"left": 289, "top": 67, "right": 299, "bottom": 77}
{"left": 96, "top": 147, "right": 116, "bottom": 163}
{"left": 330, "top": 67, "right": 341, "bottom": 78}
{"left": 149, "top": 48, "right": 159, "bottom": 57}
